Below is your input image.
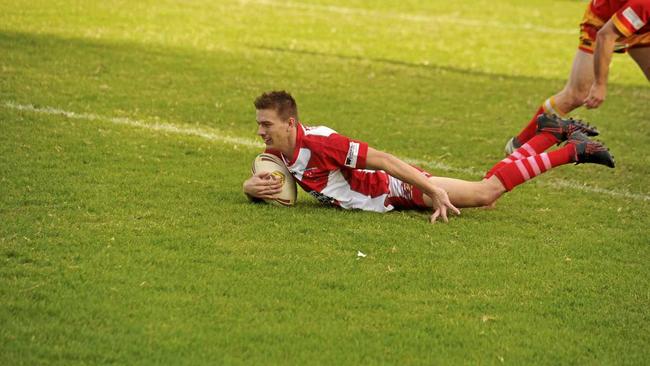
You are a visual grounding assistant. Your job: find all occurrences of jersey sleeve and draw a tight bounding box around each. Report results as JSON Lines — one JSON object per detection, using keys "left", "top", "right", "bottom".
{"left": 318, "top": 133, "right": 369, "bottom": 170}
{"left": 613, "top": 1, "right": 649, "bottom": 37}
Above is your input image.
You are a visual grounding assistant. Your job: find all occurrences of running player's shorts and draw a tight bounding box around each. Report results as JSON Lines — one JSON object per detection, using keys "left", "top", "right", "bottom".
{"left": 579, "top": 7, "right": 650, "bottom": 54}
{"left": 385, "top": 168, "right": 432, "bottom": 210}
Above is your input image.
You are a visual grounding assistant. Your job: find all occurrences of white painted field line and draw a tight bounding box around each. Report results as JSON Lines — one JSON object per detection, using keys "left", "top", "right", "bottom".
{"left": 3, "top": 101, "right": 263, "bottom": 149}
{"left": 405, "top": 157, "right": 482, "bottom": 176}
{"left": 241, "top": 0, "right": 575, "bottom": 35}
{"left": 4, "top": 101, "right": 649, "bottom": 202}
{"left": 548, "top": 179, "right": 650, "bottom": 202}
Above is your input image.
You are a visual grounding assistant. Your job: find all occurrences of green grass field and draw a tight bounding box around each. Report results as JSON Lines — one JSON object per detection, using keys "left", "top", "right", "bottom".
{"left": 1, "top": 0, "right": 649, "bottom": 364}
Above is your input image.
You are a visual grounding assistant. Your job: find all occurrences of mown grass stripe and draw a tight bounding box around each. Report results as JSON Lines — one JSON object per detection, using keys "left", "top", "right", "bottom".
{"left": 245, "top": 0, "right": 575, "bottom": 35}
{"left": 4, "top": 101, "right": 648, "bottom": 202}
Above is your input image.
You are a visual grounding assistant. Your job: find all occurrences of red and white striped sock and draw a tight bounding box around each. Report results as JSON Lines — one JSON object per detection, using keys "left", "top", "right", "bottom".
{"left": 485, "top": 132, "right": 558, "bottom": 178}
{"left": 494, "top": 143, "right": 577, "bottom": 191}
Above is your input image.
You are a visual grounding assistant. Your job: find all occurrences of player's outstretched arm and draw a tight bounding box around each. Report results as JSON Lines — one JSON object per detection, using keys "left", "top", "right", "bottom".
{"left": 365, "top": 147, "right": 460, "bottom": 223}
{"left": 243, "top": 171, "right": 283, "bottom": 201}
{"left": 585, "top": 19, "right": 622, "bottom": 109}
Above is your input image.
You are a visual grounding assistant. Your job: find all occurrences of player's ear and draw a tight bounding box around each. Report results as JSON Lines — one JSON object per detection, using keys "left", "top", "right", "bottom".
{"left": 287, "top": 117, "right": 296, "bottom": 129}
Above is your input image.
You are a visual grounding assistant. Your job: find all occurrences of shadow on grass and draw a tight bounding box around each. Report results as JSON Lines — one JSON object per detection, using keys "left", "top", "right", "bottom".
{"left": 250, "top": 44, "right": 650, "bottom": 90}
{"left": 2, "top": 30, "right": 647, "bottom": 116}
{"left": 1, "top": 30, "right": 648, "bottom": 167}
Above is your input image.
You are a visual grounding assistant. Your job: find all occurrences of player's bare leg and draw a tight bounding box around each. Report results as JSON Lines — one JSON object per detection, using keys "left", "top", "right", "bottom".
{"left": 422, "top": 176, "right": 505, "bottom": 209}
{"left": 506, "top": 50, "right": 595, "bottom": 153}
{"left": 553, "top": 50, "right": 596, "bottom": 113}
{"left": 628, "top": 47, "right": 650, "bottom": 80}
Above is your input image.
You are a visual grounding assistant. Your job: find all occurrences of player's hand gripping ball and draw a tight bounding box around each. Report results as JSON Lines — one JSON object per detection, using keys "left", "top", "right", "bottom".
{"left": 251, "top": 153, "right": 297, "bottom": 206}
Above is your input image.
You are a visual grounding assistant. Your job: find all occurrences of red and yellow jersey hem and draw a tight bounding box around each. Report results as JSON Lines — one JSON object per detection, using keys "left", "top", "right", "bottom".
{"left": 613, "top": 13, "right": 635, "bottom": 37}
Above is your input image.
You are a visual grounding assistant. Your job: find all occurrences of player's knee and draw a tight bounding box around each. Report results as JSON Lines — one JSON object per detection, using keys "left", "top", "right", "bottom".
{"left": 475, "top": 180, "right": 503, "bottom": 206}
{"left": 475, "top": 187, "right": 500, "bottom": 206}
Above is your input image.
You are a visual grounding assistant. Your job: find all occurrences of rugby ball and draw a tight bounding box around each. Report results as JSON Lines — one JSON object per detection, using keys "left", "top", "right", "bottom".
{"left": 251, "top": 153, "right": 297, "bottom": 206}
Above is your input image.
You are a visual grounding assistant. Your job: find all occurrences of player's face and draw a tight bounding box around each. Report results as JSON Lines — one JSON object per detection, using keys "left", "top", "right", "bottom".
{"left": 256, "top": 108, "right": 291, "bottom": 150}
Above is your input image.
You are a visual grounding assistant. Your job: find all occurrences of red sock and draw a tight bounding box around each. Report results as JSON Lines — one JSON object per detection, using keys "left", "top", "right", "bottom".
{"left": 485, "top": 132, "right": 558, "bottom": 178}
{"left": 494, "top": 143, "right": 576, "bottom": 191}
{"left": 515, "top": 105, "right": 545, "bottom": 144}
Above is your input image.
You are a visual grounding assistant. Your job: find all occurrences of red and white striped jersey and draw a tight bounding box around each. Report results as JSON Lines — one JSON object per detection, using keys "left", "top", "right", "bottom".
{"left": 590, "top": 0, "right": 650, "bottom": 36}
{"left": 267, "top": 123, "right": 397, "bottom": 212}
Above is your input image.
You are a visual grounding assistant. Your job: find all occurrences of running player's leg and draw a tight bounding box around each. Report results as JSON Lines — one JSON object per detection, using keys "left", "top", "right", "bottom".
{"left": 553, "top": 50, "right": 597, "bottom": 113}
{"left": 628, "top": 47, "right": 650, "bottom": 80}
{"left": 422, "top": 176, "right": 505, "bottom": 209}
{"left": 506, "top": 50, "right": 595, "bottom": 153}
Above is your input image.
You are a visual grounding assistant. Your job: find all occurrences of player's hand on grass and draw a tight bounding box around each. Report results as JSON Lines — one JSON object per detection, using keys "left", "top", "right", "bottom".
{"left": 584, "top": 82, "right": 606, "bottom": 109}
{"left": 243, "top": 172, "right": 283, "bottom": 200}
{"left": 428, "top": 186, "right": 460, "bottom": 224}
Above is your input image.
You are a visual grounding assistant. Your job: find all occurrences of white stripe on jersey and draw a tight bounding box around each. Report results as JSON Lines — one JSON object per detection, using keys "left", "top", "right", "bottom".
{"left": 304, "top": 125, "right": 336, "bottom": 137}
{"left": 388, "top": 176, "right": 405, "bottom": 199}
{"left": 623, "top": 7, "right": 645, "bottom": 30}
{"left": 321, "top": 170, "right": 392, "bottom": 212}
{"left": 288, "top": 148, "right": 311, "bottom": 181}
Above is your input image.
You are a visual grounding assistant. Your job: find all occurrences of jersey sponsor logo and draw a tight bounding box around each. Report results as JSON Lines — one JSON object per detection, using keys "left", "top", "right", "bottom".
{"left": 623, "top": 7, "right": 645, "bottom": 30}
{"left": 345, "top": 142, "right": 360, "bottom": 168}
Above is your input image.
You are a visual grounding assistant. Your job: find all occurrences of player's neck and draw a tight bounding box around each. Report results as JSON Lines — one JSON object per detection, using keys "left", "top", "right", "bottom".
{"left": 279, "top": 129, "right": 297, "bottom": 159}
